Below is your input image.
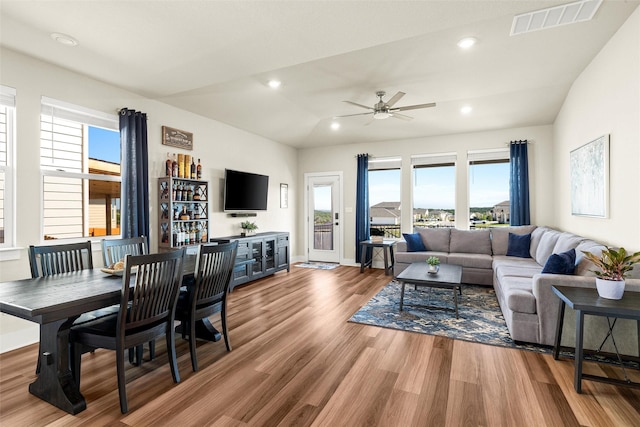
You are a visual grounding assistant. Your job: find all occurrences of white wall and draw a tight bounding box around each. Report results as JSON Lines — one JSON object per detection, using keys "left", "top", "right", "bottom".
{"left": 0, "top": 48, "right": 297, "bottom": 352}
{"left": 553, "top": 8, "right": 640, "bottom": 250}
{"left": 297, "top": 125, "right": 555, "bottom": 264}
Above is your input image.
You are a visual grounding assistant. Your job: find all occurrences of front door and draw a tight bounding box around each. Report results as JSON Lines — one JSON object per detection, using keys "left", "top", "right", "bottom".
{"left": 306, "top": 174, "right": 341, "bottom": 263}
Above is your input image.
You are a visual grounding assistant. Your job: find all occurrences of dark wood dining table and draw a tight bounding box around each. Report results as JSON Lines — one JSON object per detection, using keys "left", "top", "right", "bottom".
{"left": 0, "top": 252, "right": 241, "bottom": 414}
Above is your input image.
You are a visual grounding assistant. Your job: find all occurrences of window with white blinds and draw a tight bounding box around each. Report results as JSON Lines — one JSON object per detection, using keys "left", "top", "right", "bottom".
{"left": 40, "top": 97, "right": 121, "bottom": 240}
{"left": 0, "top": 86, "right": 16, "bottom": 247}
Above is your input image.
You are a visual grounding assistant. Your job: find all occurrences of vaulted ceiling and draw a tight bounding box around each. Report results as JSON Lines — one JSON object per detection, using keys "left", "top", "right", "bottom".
{"left": 1, "top": 1, "right": 637, "bottom": 148}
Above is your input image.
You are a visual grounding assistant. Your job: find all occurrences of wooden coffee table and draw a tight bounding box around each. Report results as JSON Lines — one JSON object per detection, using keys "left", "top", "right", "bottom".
{"left": 396, "top": 262, "right": 463, "bottom": 318}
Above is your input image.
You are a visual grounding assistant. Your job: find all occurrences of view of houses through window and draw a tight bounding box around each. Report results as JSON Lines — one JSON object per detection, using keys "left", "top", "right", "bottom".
{"left": 368, "top": 153, "right": 511, "bottom": 238}
{"left": 40, "top": 98, "right": 121, "bottom": 240}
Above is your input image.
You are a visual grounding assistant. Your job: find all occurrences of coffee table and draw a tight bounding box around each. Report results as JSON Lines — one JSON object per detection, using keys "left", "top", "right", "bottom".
{"left": 396, "top": 262, "right": 463, "bottom": 318}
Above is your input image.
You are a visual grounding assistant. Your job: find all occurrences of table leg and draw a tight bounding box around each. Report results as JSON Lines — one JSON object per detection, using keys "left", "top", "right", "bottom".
{"left": 453, "top": 286, "right": 459, "bottom": 319}
{"left": 389, "top": 245, "right": 395, "bottom": 275}
{"left": 553, "top": 300, "right": 566, "bottom": 360}
{"left": 360, "top": 244, "right": 366, "bottom": 273}
{"left": 383, "top": 247, "right": 389, "bottom": 276}
{"left": 175, "top": 318, "right": 222, "bottom": 342}
{"left": 574, "top": 310, "right": 585, "bottom": 393}
{"left": 29, "top": 318, "right": 86, "bottom": 414}
{"left": 399, "top": 281, "right": 406, "bottom": 311}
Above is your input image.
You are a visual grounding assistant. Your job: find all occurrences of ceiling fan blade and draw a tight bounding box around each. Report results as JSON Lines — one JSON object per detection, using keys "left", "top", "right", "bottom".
{"left": 333, "top": 112, "right": 373, "bottom": 118}
{"left": 394, "top": 102, "right": 436, "bottom": 112}
{"left": 390, "top": 112, "right": 413, "bottom": 121}
{"left": 343, "top": 100, "right": 374, "bottom": 110}
{"left": 385, "top": 91, "right": 405, "bottom": 107}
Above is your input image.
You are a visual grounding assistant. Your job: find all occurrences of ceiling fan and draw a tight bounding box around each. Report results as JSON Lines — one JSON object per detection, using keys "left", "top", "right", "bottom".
{"left": 335, "top": 91, "right": 436, "bottom": 121}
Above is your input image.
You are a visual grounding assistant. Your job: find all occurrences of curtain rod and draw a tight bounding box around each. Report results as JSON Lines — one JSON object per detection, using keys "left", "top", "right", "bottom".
{"left": 506, "top": 140, "right": 533, "bottom": 145}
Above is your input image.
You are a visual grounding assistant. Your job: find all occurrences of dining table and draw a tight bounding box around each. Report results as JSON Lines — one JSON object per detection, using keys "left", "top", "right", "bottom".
{"left": 0, "top": 251, "right": 246, "bottom": 414}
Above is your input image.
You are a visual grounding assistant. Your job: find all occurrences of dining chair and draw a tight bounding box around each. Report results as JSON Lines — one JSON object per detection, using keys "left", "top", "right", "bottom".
{"left": 101, "top": 236, "right": 154, "bottom": 364}
{"left": 28, "top": 241, "right": 103, "bottom": 373}
{"left": 70, "top": 249, "right": 185, "bottom": 414}
{"left": 175, "top": 241, "right": 238, "bottom": 371}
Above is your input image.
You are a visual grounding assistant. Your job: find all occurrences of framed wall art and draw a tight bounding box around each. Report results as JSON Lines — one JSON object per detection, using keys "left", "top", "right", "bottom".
{"left": 570, "top": 134, "right": 609, "bottom": 218}
{"left": 162, "top": 126, "right": 193, "bottom": 150}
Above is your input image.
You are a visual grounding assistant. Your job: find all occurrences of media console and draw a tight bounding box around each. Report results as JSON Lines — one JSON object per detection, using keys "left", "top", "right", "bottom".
{"left": 210, "top": 232, "right": 290, "bottom": 291}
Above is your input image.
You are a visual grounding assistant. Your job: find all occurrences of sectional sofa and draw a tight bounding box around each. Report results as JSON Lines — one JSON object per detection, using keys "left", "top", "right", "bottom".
{"left": 394, "top": 226, "right": 640, "bottom": 355}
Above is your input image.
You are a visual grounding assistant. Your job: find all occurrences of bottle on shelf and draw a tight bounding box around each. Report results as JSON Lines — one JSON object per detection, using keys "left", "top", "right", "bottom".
{"left": 190, "top": 223, "right": 196, "bottom": 245}
{"left": 172, "top": 182, "right": 177, "bottom": 200}
{"left": 172, "top": 154, "right": 178, "bottom": 177}
{"left": 165, "top": 152, "right": 172, "bottom": 177}
{"left": 184, "top": 155, "right": 191, "bottom": 179}
{"left": 183, "top": 225, "right": 189, "bottom": 246}
{"left": 197, "top": 158, "right": 202, "bottom": 180}
{"left": 176, "top": 183, "right": 183, "bottom": 201}
{"left": 191, "top": 157, "right": 196, "bottom": 179}
{"left": 172, "top": 228, "right": 178, "bottom": 247}
{"left": 200, "top": 224, "right": 207, "bottom": 243}
{"left": 178, "top": 154, "right": 184, "bottom": 178}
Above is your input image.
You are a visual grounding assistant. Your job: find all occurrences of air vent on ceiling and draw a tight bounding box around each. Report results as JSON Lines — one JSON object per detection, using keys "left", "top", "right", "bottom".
{"left": 510, "top": 0, "right": 602, "bottom": 36}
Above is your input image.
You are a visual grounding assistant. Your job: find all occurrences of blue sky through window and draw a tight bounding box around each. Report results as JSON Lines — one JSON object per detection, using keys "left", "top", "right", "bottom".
{"left": 88, "top": 126, "right": 120, "bottom": 164}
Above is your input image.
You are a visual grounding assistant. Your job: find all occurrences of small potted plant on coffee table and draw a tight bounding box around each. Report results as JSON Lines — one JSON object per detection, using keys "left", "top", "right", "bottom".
{"left": 582, "top": 246, "right": 640, "bottom": 300}
{"left": 427, "top": 256, "right": 440, "bottom": 274}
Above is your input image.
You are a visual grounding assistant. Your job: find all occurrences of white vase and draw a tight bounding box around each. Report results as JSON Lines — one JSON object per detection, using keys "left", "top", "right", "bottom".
{"left": 595, "top": 278, "right": 625, "bottom": 300}
{"left": 428, "top": 264, "right": 439, "bottom": 273}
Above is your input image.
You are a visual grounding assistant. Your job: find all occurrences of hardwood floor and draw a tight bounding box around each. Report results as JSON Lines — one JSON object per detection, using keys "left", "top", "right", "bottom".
{"left": 1, "top": 265, "right": 639, "bottom": 426}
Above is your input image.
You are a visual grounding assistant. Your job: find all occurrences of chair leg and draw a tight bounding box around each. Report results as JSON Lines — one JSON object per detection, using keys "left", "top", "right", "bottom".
{"left": 221, "top": 302, "right": 232, "bottom": 352}
{"left": 189, "top": 318, "right": 198, "bottom": 372}
{"left": 148, "top": 340, "right": 155, "bottom": 360}
{"left": 166, "top": 322, "right": 181, "bottom": 383}
{"left": 136, "top": 345, "right": 143, "bottom": 365}
{"left": 116, "top": 349, "right": 128, "bottom": 414}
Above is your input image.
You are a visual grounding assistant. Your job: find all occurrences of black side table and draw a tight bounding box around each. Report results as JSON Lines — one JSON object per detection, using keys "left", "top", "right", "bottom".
{"left": 551, "top": 285, "right": 640, "bottom": 393}
{"left": 359, "top": 239, "right": 396, "bottom": 276}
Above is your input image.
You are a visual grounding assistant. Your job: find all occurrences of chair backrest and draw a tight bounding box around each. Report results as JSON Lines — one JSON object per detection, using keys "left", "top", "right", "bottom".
{"left": 101, "top": 236, "right": 148, "bottom": 267}
{"left": 118, "top": 249, "right": 185, "bottom": 334}
{"left": 28, "top": 241, "right": 94, "bottom": 278}
{"left": 192, "top": 241, "right": 238, "bottom": 309}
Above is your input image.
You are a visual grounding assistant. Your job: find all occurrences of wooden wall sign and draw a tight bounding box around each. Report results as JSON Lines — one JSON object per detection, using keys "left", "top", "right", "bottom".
{"left": 162, "top": 126, "right": 193, "bottom": 150}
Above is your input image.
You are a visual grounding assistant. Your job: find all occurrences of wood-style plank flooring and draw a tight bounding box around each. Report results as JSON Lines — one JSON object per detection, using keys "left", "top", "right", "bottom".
{"left": 1, "top": 265, "right": 639, "bottom": 426}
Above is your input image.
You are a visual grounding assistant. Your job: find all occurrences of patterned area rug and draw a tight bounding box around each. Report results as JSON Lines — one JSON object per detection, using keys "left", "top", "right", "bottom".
{"left": 295, "top": 262, "right": 339, "bottom": 270}
{"left": 350, "top": 281, "right": 552, "bottom": 354}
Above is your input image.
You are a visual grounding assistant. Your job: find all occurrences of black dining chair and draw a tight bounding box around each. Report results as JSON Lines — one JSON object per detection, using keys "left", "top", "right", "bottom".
{"left": 70, "top": 249, "right": 185, "bottom": 414}
{"left": 175, "top": 241, "right": 238, "bottom": 371}
{"left": 28, "top": 241, "right": 105, "bottom": 373}
{"left": 101, "top": 236, "right": 154, "bottom": 364}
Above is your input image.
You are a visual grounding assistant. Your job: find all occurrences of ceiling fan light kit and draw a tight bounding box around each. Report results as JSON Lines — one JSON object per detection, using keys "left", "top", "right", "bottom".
{"left": 337, "top": 90, "right": 436, "bottom": 121}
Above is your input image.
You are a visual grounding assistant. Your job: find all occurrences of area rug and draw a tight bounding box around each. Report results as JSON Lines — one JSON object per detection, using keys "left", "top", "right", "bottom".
{"left": 349, "top": 282, "right": 640, "bottom": 367}
{"left": 295, "top": 262, "right": 339, "bottom": 270}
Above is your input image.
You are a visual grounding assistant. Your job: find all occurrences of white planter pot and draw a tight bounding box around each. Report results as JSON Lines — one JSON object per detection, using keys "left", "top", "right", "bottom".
{"left": 595, "top": 278, "right": 625, "bottom": 300}
{"left": 428, "top": 264, "right": 439, "bottom": 274}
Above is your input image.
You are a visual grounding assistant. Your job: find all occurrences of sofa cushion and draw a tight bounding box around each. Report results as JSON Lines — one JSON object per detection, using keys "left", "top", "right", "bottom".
{"left": 552, "top": 233, "right": 584, "bottom": 254}
{"left": 506, "top": 233, "right": 531, "bottom": 258}
{"left": 395, "top": 251, "right": 448, "bottom": 265}
{"left": 450, "top": 229, "right": 491, "bottom": 255}
{"left": 447, "top": 253, "right": 493, "bottom": 269}
{"left": 402, "top": 233, "right": 427, "bottom": 252}
{"left": 416, "top": 228, "right": 450, "bottom": 252}
{"left": 495, "top": 264, "right": 544, "bottom": 282}
{"left": 507, "top": 288, "right": 537, "bottom": 314}
{"left": 529, "top": 226, "right": 550, "bottom": 259}
{"left": 490, "top": 226, "right": 536, "bottom": 256}
{"left": 574, "top": 240, "right": 605, "bottom": 276}
{"left": 541, "top": 249, "right": 576, "bottom": 275}
{"left": 535, "top": 230, "right": 562, "bottom": 266}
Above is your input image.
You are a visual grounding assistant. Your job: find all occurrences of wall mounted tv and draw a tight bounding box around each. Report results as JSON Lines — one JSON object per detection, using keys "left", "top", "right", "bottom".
{"left": 223, "top": 169, "right": 269, "bottom": 212}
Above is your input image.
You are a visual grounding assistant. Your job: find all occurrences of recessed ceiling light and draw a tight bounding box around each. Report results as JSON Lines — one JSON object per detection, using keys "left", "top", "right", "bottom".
{"left": 267, "top": 80, "right": 281, "bottom": 89}
{"left": 457, "top": 37, "right": 477, "bottom": 49}
{"left": 461, "top": 105, "right": 472, "bottom": 114}
{"left": 331, "top": 122, "right": 340, "bottom": 130}
{"left": 50, "top": 33, "right": 78, "bottom": 46}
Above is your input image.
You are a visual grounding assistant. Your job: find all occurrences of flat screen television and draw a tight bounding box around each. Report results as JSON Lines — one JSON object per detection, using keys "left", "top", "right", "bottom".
{"left": 223, "top": 169, "right": 269, "bottom": 212}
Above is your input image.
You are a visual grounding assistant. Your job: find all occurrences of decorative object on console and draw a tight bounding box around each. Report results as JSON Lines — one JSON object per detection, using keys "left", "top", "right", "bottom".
{"left": 240, "top": 221, "right": 258, "bottom": 236}
{"left": 427, "top": 256, "right": 440, "bottom": 273}
{"left": 582, "top": 246, "right": 640, "bottom": 300}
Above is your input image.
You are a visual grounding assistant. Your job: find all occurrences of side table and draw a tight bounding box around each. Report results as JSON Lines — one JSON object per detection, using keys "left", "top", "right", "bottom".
{"left": 359, "top": 239, "right": 396, "bottom": 276}
{"left": 551, "top": 285, "right": 640, "bottom": 393}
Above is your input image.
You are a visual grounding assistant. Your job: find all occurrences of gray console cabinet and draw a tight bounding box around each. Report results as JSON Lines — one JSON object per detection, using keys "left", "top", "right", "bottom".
{"left": 211, "top": 232, "right": 290, "bottom": 291}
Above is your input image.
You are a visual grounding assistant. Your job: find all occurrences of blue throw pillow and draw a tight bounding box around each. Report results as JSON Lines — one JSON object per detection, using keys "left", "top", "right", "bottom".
{"left": 402, "top": 233, "right": 426, "bottom": 252}
{"left": 506, "top": 232, "right": 531, "bottom": 258}
{"left": 542, "top": 248, "right": 576, "bottom": 275}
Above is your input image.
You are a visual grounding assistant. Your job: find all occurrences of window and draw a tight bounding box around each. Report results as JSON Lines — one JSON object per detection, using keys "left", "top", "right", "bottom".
{"left": 412, "top": 153, "right": 457, "bottom": 229}
{"left": 40, "top": 97, "right": 120, "bottom": 240}
{"left": 468, "top": 149, "right": 510, "bottom": 227}
{"left": 0, "top": 86, "right": 16, "bottom": 248}
{"left": 368, "top": 157, "right": 401, "bottom": 238}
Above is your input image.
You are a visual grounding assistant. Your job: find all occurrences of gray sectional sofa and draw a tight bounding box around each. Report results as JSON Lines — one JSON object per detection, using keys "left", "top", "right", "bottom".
{"left": 394, "top": 226, "right": 640, "bottom": 355}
